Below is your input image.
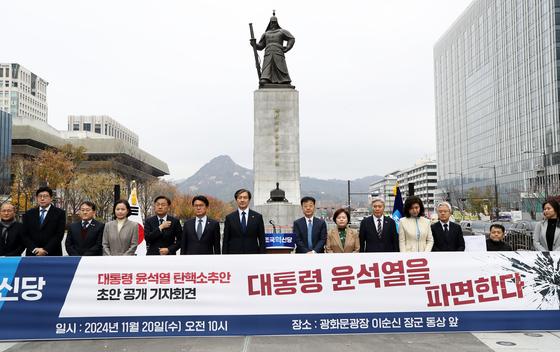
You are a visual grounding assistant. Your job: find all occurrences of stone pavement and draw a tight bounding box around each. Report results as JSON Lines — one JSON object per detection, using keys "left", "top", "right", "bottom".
{"left": 1, "top": 332, "right": 559, "bottom": 352}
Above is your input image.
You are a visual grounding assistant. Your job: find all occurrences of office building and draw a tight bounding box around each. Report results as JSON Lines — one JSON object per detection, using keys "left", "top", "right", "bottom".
{"left": 397, "top": 158, "right": 438, "bottom": 213}
{"left": 369, "top": 174, "right": 398, "bottom": 213}
{"left": 0, "top": 63, "right": 48, "bottom": 122}
{"left": 434, "top": 0, "right": 560, "bottom": 211}
{"left": 68, "top": 115, "right": 139, "bottom": 146}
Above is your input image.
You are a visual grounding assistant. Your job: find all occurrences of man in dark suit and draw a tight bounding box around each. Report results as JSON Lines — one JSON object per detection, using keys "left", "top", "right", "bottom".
{"left": 431, "top": 201, "right": 465, "bottom": 251}
{"left": 65, "top": 201, "right": 104, "bottom": 256}
{"left": 293, "top": 196, "right": 327, "bottom": 253}
{"left": 21, "top": 186, "right": 66, "bottom": 256}
{"left": 359, "top": 197, "right": 399, "bottom": 252}
{"left": 0, "top": 202, "right": 25, "bottom": 256}
{"left": 222, "top": 189, "right": 266, "bottom": 254}
{"left": 144, "top": 196, "right": 182, "bottom": 255}
{"left": 181, "top": 195, "right": 220, "bottom": 255}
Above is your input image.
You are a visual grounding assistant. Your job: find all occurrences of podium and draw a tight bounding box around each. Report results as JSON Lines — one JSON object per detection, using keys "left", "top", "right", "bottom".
{"left": 265, "top": 232, "right": 295, "bottom": 254}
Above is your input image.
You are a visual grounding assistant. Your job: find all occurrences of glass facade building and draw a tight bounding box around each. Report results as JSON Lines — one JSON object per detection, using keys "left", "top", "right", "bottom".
{"left": 434, "top": 0, "right": 560, "bottom": 211}
{"left": 0, "top": 110, "right": 12, "bottom": 195}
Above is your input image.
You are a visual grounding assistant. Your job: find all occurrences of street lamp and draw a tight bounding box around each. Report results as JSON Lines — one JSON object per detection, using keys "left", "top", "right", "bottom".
{"left": 479, "top": 165, "right": 499, "bottom": 219}
{"left": 522, "top": 150, "right": 548, "bottom": 200}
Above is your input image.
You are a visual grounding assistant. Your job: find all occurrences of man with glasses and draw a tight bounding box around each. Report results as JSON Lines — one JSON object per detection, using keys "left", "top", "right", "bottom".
{"left": 65, "top": 201, "right": 105, "bottom": 256}
{"left": 0, "top": 202, "right": 25, "bottom": 256}
{"left": 181, "top": 195, "right": 221, "bottom": 255}
{"left": 22, "top": 186, "right": 66, "bottom": 256}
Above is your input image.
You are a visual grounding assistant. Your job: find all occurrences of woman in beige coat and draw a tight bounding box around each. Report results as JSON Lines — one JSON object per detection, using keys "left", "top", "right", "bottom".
{"left": 102, "top": 199, "right": 138, "bottom": 256}
{"left": 399, "top": 196, "right": 433, "bottom": 252}
{"left": 325, "top": 208, "right": 359, "bottom": 253}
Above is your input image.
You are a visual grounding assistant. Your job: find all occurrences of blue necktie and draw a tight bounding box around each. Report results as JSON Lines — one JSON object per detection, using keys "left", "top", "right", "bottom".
{"left": 39, "top": 209, "right": 46, "bottom": 225}
{"left": 307, "top": 219, "right": 313, "bottom": 249}
{"left": 241, "top": 211, "right": 247, "bottom": 233}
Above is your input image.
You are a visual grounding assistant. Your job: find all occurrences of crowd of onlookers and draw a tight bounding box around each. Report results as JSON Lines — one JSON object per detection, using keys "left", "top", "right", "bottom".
{"left": 1, "top": 186, "right": 559, "bottom": 257}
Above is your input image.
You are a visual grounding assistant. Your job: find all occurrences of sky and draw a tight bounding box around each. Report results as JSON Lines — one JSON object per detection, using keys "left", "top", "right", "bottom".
{"left": 3, "top": 0, "right": 473, "bottom": 181}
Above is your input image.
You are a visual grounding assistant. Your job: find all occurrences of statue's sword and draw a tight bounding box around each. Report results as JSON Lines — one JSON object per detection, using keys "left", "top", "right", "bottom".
{"left": 249, "top": 23, "right": 262, "bottom": 79}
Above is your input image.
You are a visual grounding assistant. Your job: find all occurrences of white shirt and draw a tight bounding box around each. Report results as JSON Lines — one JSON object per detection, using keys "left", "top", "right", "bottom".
{"left": 39, "top": 204, "right": 51, "bottom": 219}
{"left": 305, "top": 217, "right": 314, "bottom": 227}
{"left": 238, "top": 208, "right": 250, "bottom": 224}
{"left": 440, "top": 221, "right": 450, "bottom": 231}
{"left": 195, "top": 216, "right": 207, "bottom": 233}
{"left": 157, "top": 215, "right": 168, "bottom": 223}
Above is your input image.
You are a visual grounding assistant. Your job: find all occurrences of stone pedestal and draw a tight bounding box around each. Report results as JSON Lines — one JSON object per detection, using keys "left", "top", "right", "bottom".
{"left": 254, "top": 203, "right": 301, "bottom": 233}
{"left": 253, "top": 89, "right": 301, "bottom": 206}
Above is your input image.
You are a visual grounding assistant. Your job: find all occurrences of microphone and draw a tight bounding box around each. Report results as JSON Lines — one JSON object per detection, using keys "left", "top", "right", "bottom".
{"left": 269, "top": 219, "right": 277, "bottom": 234}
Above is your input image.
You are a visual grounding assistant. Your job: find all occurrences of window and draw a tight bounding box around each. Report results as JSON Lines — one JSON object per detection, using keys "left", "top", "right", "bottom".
{"left": 94, "top": 124, "right": 101, "bottom": 133}
{"left": 73, "top": 123, "right": 79, "bottom": 131}
{"left": 83, "top": 123, "right": 91, "bottom": 131}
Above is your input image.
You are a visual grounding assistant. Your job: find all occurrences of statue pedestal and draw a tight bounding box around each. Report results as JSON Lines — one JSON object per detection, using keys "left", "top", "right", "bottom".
{"left": 253, "top": 88, "right": 301, "bottom": 206}
{"left": 254, "top": 202, "right": 301, "bottom": 234}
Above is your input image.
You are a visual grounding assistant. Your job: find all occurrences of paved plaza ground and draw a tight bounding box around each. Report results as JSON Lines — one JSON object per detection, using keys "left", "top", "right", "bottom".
{"left": 1, "top": 332, "right": 560, "bottom": 352}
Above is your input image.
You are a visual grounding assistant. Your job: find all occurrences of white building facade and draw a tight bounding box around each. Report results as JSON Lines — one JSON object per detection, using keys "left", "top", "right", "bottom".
{"left": 67, "top": 115, "right": 139, "bottom": 146}
{"left": 0, "top": 63, "right": 48, "bottom": 122}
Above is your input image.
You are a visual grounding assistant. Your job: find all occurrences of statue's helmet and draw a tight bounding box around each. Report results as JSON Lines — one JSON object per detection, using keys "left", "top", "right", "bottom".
{"left": 266, "top": 10, "right": 281, "bottom": 30}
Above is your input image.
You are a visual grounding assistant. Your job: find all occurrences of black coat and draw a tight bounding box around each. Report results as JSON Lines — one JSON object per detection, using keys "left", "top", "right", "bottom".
{"left": 181, "top": 217, "right": 221, "bottom": 255}
{"left": 293, "top": 217, "right": 327, "bottom": 253}
{"left": 359, "top": 216, "right": 399, "bottom": 252}
{"left": 65, "top": 219, "right": 105, "bottom": 256}
{"left": 0, "top": 221, "right": 25, "bottom": 256}
{"left": 222, "top": 209, "right": 265, "bottom": 254}
{"left": 144, "top": 215, "right": 182, "bottom": 255}
{"left": 22, "top": 206, "right": 66, "bottom": 256}
{"left": 431, "top": 221, "right": 465, "bottom": 251}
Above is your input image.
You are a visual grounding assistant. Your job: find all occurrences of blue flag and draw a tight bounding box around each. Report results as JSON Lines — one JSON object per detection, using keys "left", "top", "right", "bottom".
{"left": 392, "top": 183, "right": 404, "bottom": 231}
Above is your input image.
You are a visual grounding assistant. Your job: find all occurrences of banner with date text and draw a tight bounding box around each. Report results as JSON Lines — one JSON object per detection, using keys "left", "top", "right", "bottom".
{"left": 1, "top": 252, "right": 560, "bottom": 340}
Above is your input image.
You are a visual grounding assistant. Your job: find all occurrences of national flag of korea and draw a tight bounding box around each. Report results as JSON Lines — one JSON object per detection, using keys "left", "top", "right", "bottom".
{"left": 128, "top": 181, "right": 146, "bottom": 256}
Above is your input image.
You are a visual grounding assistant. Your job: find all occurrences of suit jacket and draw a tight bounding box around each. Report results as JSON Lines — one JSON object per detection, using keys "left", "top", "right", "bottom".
{"left": 431, "top": 221, "right": 465, "bottom": 252}
{"left": 325, "top": 227, "right": 359, "bottom": 253}
{"left": 293, "top": 217, "right": 327, "bottom": 253}
{"left": 222, "top": 209, "right": 265, "bottom": 254}
{"left": 65, "top": 219, "right": 105, "bottom": 256}
{"left": 21, "top": 206, "right": 66, "bottom": 256}
{"left": 144, "top": 215, "right": 182, "bottom": 255}
{"left": 181, "top": 217, "right": 221, "bottom": 255}
{"left": 0, "top": 221, "right": 25, "bottom": 256}
{"left": 102, "top": 219, "right": 139, "bottom": 256}
{"left": 398, "top": 216, "right": 434, "bottom": 252}
{"left": 533, "top": 219, "right": 560, "bottom": 251}
{"left": 359, "top": 215, "right": 399, "bottom": 252}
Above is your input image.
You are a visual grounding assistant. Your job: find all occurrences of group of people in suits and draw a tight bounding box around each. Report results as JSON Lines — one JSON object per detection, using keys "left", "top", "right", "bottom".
{"left": 3, "top": 186, "right": 560, "bottom": 257}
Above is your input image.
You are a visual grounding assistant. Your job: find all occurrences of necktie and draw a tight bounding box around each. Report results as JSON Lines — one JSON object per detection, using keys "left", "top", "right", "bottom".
{"left": 307, "top": 219, "right": 313, "bottom": 249}
{"left": 1, "top": 226, "right": 7, "bottom": 244}
{"left": 443, "top": 223, "right": 449, "bottom": 236}
{"left": 39, "top": 209, "right": 46, "bottom": 225}
{"left": 82, "top": 221, "right": 88, "bottom": 230}
{"left": 241, "top": 212, "right": 247, "bottom": 233}
{"left": 159, "top": 218, "right": 164, "bottom": 225}
{"left": 377, "top": 218, "right": 382, "bottom": 239}
{"left": 196, "top": 219, "right": 203, "bottom": 239}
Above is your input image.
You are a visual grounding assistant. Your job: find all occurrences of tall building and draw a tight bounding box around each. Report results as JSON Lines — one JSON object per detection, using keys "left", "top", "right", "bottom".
{"left": 67, "top": 115, "right": 139, "bottom": 146}
{"left": 0, "top": 110, "right": 12, "bottom": 195}
{"left": 396, "top": 158, "right": 438, "bottom": 214}
{"left": 434, "top": 0, "right": 560, "bottom": 212}
{"left": 0, "top": 63, "right": 48, "bottom": 122}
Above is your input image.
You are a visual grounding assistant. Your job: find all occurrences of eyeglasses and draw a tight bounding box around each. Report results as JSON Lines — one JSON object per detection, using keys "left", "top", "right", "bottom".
{"left": 37, "top": 194, "right": 51, "bottom": 199}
